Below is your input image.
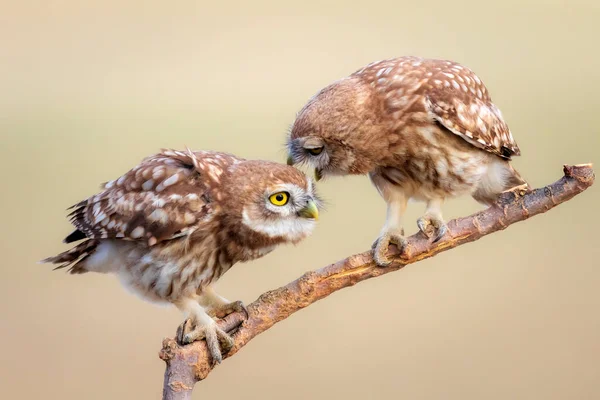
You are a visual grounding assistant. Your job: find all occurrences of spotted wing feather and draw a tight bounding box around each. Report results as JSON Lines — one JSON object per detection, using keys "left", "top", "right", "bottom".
{"left": 425, "top": 61, "right": 520, "bottom": 159}
{"left": 66, "top": 149, "right": 231, "bottom": 246}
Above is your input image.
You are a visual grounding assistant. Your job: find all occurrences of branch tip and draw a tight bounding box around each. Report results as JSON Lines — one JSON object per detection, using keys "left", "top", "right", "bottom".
{"left": 563, "top": 163, "right": 595, "bottom": 183}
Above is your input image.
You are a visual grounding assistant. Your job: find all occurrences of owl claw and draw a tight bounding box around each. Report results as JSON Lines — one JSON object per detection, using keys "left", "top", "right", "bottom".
{"left": 417, "top": 215, "right": 447, "bottom": 242}
{"left": 176, "top": 319, "right": 235, "bottom": 366}
{"left": 177, "top": 318, "right": 192, "bottom": 345}
{"left": 432, "top": 224, "right": 448, "bottom": 243}
{"left": 372, "top": 230, "right": 407, "bottom": 267}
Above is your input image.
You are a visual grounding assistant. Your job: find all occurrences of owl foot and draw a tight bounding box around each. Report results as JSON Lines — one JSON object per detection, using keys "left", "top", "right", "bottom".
{"left": 177, "top": 319, "right": 235, "bottom": 365}
{"left": 207, "top": 300, "right": 249, "bottom": 320}
{"left": 372, "top": 229, "right": 407, "bottom": 267}
{"left": 417, "top": 214, "right": 447, "bottom": 243}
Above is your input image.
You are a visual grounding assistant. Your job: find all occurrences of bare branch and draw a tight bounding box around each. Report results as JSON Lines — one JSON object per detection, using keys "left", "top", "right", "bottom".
{"left": 160, "top": 164, "right": 594, "bottom": 399}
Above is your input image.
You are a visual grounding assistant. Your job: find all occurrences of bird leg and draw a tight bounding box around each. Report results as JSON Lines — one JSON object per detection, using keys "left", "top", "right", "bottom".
{"left": 175, "top": 298, "right": 235, "bottom": 365}
{"left": 417, "top": 198, "right": 447, "bottom": 243}
{"left": 372, "top": 193, "right": 408, "bottom": 266}
{"left": 199, "top": 286, "right": 249, "bottom": 320}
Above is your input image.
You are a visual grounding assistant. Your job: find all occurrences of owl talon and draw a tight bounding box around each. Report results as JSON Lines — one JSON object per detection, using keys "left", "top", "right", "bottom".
{"left": 432, "top": 224, "right": 448, "bottom": 243}
{"left": 177, "top": 318, "right": 192, "bottom": 345}
{"left": 417, "top": 215, "right": 447, "bottom": 242}
{"left": 373, "top": 230, "right": 407, "bottom": 267}
{"left": 176, "top": 319, "right": 234, "bottom": 365}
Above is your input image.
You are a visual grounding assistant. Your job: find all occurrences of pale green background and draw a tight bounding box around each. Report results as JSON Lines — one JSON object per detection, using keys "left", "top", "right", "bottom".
{"left": 1, "top": 1, "right": 599, "bottom": 399}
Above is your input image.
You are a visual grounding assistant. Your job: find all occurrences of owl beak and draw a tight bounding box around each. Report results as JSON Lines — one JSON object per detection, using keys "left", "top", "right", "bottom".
{"left": 298, "top": 200, "right": 319, "bottom": 220}
{"left": 287, "top": 154, "right": 295, "bottom": 166}
{"left": 314, "top": 168, "right": 323, "bottom": 181}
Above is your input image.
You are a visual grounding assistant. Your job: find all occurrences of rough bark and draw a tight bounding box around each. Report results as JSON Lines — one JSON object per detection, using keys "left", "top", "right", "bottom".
{"left": 160, "top": 164, "right": 594, "bottom": 399}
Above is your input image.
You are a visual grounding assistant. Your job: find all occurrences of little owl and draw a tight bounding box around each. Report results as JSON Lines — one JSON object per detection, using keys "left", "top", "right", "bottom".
{"left": 43, "top": 148, "right": 320, "bottom": 364}
{"left": 287, "top": 56, "right": 526, "bottom": 266}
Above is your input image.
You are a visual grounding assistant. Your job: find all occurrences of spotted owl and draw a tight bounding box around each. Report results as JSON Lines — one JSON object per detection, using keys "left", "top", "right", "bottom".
{"left": 43, "top": 148, "right": 320, "bottom": 364}
{"left": 287, "top": 56, "right": 526, "bottom": 266}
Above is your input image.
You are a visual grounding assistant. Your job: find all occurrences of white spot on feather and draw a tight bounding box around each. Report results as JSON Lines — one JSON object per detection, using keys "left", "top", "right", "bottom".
{"left": 152, "top": 198, "right": 166, "bottom": 207}
{"left": 131, "top": 226, "right": 145, "bottom": 238}
{"left": 95, "top": 212, "right": 107, "bottom": 223}
{"left": 163, "top": 174, "right": 179, "bottom": 187}
{"left": 152, "top": 168, "right": 165, "bottom": 180}
{"left": 149, "top": 209, "right": 169, "bottom": 224}
{"left": 142, "top": 179, "right": 154, "bottom": 191}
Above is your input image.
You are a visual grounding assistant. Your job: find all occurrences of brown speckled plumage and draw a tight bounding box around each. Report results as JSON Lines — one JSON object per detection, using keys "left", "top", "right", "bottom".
{"left": 43, "top": 148, "right": 320, "bottom": 363}
{"left": 287, "top": 56, "right": 526, "bottom": 265}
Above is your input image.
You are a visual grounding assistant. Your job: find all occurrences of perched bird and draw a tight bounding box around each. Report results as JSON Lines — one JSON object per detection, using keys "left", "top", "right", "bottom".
{"left": 287, "top": 56, "right": 526, "bottom": 266}
{"left": 43, "top": 148, "right": 320, "bottom": 364}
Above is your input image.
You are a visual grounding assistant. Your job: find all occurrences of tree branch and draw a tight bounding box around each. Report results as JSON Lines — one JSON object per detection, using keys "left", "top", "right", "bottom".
{"left": 159, "top": 164, "right": 594, "bottom": 399}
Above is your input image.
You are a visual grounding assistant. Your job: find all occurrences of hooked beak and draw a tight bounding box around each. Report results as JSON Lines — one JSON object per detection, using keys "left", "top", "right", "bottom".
{"left": 287, "top": 154, "right": 295, "bottom": 166}
{"left": 314, "top": 168, "right": 323, "bottom": 181}
{"left": 298, "top": 199, "right": 319, "bottom": 220}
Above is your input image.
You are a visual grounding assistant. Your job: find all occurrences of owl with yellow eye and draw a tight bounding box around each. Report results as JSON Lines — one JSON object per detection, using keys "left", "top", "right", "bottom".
{"left": 43, "top": 148, "right": 320, "bottom": 365}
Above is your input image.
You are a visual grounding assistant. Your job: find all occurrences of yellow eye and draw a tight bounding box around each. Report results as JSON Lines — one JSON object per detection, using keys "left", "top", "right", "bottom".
{"left": 269, "top": 192, "right": 289, "bottom": 206}
{"left": 307, "top": 147, "right": 323, "bottom": 156}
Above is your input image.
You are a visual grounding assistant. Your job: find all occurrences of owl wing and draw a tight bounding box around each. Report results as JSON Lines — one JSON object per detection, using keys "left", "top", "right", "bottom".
{"left": 425, "top": 62, "right": 521, "bottom": 159}
{"left": 65, "top": 149, "right": 238, "bottom": 246}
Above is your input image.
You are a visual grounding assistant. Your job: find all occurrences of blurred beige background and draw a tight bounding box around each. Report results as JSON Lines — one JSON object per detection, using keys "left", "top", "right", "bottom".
{"left": 1, "top": 1, "right": 599, "bottom": 399}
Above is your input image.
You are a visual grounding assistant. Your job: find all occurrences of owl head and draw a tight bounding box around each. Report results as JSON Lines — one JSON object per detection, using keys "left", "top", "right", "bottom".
{"left": 223, "top": 160, "right": 321, "bottom": 244}
{"left": 286, "top": 77, "right": 387, "bottom": 180}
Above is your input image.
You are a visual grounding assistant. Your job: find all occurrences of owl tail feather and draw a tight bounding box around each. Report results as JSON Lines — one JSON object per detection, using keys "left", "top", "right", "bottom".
{"left": 40, "top": 240, "right": 98, "bottom": 274}
{"left": 472, "top": 161, "right": 528, "bottom": 206}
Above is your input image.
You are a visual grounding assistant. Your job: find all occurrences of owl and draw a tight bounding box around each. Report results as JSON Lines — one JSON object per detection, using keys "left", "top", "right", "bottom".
{"left": 42, "top": 148, "right": 320, "bottom": 364}
{"left": 287, "top": 56, "right": 526, "bottom": 266}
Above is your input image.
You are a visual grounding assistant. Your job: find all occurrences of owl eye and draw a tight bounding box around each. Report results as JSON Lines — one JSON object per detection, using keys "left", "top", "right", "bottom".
{"left": 307, "top": 147, "right": 324, "bottom": 156}
{"left": 269, "top": 192, "right": 289, "bottom": 206}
